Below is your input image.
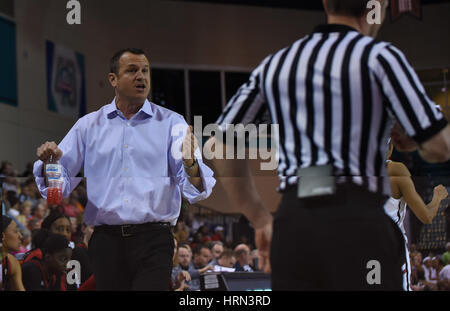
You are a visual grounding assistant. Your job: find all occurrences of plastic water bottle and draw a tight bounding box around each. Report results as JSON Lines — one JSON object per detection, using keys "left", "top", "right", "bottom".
{"left": 46, "top": 155, "right": 63, "bottom": 205}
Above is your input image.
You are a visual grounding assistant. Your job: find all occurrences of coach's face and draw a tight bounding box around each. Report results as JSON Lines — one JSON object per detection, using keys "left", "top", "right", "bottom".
{"left": 109, "top": 52, "right": 150, "bottom": 103}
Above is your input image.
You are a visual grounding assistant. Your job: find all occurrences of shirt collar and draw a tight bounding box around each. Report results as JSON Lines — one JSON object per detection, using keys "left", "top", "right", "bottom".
{"left": 105, "top": 98, "right": 154, "bottom": 119}
{"left": 312, "top": 24, "right": 359, "bottom": 34}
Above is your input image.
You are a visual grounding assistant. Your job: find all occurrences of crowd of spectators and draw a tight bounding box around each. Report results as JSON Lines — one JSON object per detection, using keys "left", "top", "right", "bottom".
{"left": 170, "top": 214, "right": 263, "bottom": 290}
{"left": 1, "top": 161, "right": 88, "bottom": 252}
{"left": 171, "top": 239, "right": 261, "bottom": 291}
{"left": 2, "top": 160, "right": 450, "bottom": 291}
{"left": 1, "top": 161, "right": 93, "bottom": 291}
{"left": 409, "top": 242, "right": 450, "bottom": 291}
{"left": 1, "top": 160, "right": 259, "bottom": 291}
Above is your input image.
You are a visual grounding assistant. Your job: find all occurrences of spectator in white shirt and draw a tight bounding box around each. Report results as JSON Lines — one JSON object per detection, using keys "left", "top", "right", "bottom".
{"left": 439, "top": 264, "right": 450, "bottom": 281}
{"left": 423, "top": 257, "right": 438, "bottom": 284}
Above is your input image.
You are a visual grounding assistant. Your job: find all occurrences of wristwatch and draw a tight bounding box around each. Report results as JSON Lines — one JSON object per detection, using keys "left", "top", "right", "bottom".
{"left": 183, "top": 158, "right": 198, "bottom": 169}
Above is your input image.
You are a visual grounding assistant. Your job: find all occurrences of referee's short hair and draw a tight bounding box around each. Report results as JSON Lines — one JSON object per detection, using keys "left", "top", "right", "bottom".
{"left": 325, "top": 0, "right": 371, "bottom": 17}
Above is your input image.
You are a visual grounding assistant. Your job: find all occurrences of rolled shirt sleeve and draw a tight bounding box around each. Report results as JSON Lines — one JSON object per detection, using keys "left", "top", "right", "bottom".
{"left": 179, "top": 156, "right": 216, "bottom": 204}
{"left": 169, "top": 119, "right": 216, "bottom": 204}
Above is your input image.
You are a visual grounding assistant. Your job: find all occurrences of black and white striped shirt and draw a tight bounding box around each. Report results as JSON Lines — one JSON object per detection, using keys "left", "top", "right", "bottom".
{"left": 216, "top": 24, "right": 447, "bottom": 194}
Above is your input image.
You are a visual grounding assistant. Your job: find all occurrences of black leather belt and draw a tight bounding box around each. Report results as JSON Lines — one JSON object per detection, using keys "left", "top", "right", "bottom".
{"left": 95, "top": 222, "right": 171, "bottom": 237}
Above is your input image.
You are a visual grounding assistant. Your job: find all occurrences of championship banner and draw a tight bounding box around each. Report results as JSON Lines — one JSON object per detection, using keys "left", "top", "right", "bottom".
{"left": 46, "top": 40, "right": 86, "bottom": 118}
{"left": 390, "top": 0, "right": 422, "bottom": 22}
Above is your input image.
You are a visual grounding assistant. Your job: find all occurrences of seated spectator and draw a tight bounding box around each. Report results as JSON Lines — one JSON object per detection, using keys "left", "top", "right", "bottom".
{"left": 172, "top": 244, "right": 212, "bottom": 291}
{"left": 172, "top": 244, "right": 195, "bottom": 291}
{"left": 17, "top": 201, "right": 32, "bottom": 227}
{"left": 28, "top": 217, "right": 42, "bottom": 232}
{"left": 174, "top": 220, "right": 190, "bottom": 244}
{"left": 216, "top": 250, "right": 236, "bottom": 271}
{"left": 20, "top": 228, "right": 32, "bottom": 253}
{"left": 28, "top": 202, "right": 47, "bottom": 229}
{"left": 10, "top": 228, "right": 32, "bottom": 259}
{"left": 208, "top": 241, "right": 224, "bottom": 266}
{"left": 1, "top": 215, "right": 25, "bottom": 291}
{"left": 37, "top": 211, "right": 93, "bottom": 290}
{"left": 171, "top": 238, "right": 191, "bottom": 291}
{"left": 233, "top": 244, "right": 254, "bottom": 272}
{"left": 422, "top": 256, "right": 438, "bottom": 290}
{"left": 442, "top": 242, "right": 450, "bottom": 266}
{"left": 190, "top": 215, "right": 206, "bottom": 235}
{"left": 190, "top": 232, "right": 204, "bottom": 251}
{"left": 18, "top": 180, "right": 39, "bottom": 206}
{"left": 1, "top": 162, "right": 19, "bottom": 192}
{"left": 198, "top": 225, "right": 212, "bottom": 244}
{"left": 423, "top": 257, "right": 438, "bottom": 284}
{"left": 409, "top": 244, "right": 418, "bottom": 254}
{"left": 190, "top": 244, "right": 213, "bottom": 290}
{"left": 184, "top": 244, "right": 193, "bottom": 256}
{"left": 410, "top": 252, "right": 426, "bottom": 291}
{"left": 21, "top": 233, "right": 72, "bottom": 290}
{"left": 6, "top": 191, "right": 20, "bottom": 218}
{"left": 0, "top": 161, "right": 14, "bottom": 178}
{"left": 432, "top": 257, "right": 445, "bottom": 278}
{"left": 211, "top": 226, "right": 225, "bottom": 242}
{"left": 439, "top": 262, "right": 450, "bottom": 281}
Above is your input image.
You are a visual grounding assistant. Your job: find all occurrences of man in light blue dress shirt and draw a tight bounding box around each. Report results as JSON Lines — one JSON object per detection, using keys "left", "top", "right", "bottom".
{"left": 33, "top": 48, "right": 216, "bottom": 290}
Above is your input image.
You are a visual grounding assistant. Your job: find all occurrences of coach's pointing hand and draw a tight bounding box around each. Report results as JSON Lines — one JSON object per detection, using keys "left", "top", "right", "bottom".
{"left": 36, "top": 141, "right": 63, "bottom": 162}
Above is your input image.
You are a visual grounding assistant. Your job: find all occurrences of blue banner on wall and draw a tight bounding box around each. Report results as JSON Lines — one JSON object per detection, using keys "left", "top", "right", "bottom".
{"left": 46, "top": 40, "right": 86, "bottom": 118}
{"left": 0, "top": 16, "right": 17, "bottom": 106}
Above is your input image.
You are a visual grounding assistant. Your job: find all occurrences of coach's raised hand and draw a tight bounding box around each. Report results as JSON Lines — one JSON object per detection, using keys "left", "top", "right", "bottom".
{"left": 36, "top": 141, "right": 63, "bottom": 162}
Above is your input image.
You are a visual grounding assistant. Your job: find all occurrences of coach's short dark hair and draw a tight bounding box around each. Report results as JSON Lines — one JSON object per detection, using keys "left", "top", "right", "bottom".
{"left": 325, "top": 0, "right": 370, "bottom": 17}
{"left": 110, "top": 48, "right": 146, "bottom": 74}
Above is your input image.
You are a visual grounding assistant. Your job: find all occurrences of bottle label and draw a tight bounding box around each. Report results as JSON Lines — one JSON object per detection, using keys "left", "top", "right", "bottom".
{"left": 48, "top": 176, "right": 64, "bottom": 182}
{"left": 46, "top": 164, "right": 61, "bottom": 174}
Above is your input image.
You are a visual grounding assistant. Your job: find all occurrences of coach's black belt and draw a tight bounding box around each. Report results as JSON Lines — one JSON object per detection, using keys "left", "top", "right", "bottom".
{"left": 95, "top": 222, "right": 171, "bottom": 237}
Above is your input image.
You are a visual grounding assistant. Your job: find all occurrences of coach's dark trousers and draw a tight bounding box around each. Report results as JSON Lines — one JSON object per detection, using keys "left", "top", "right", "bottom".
{"left": 88, "top": 223, "right": 174, "bottom": 290}
{"left": 271, "top": 182, "right": 405, "bottom": 290}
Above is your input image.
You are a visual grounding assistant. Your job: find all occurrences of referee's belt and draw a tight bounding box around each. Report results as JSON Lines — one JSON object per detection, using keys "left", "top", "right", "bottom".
{"left": 95, "top": 222, "right": 171, "bottom": 237}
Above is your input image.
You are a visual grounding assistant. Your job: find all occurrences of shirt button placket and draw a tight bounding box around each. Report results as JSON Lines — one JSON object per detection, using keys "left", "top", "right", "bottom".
{"left": 123, "top": 121, "right": 130, "bottom": 202}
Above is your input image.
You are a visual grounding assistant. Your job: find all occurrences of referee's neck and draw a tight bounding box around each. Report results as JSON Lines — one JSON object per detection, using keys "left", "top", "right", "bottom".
{"left": 327, "top": 15, "right": 366, "bottom": 35}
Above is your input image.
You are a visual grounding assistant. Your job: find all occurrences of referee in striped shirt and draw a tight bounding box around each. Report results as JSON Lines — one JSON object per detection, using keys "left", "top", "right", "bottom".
{"left": 207, "top": 0, "right": 450, "bottom": 290}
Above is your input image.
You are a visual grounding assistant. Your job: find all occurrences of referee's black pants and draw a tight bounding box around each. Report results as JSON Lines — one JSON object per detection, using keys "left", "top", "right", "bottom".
{"left": 271, "top": 182, "right": 405, "bottom": 291}
{"left": 88, "top": 223, "right": 174, "bottom": 290}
